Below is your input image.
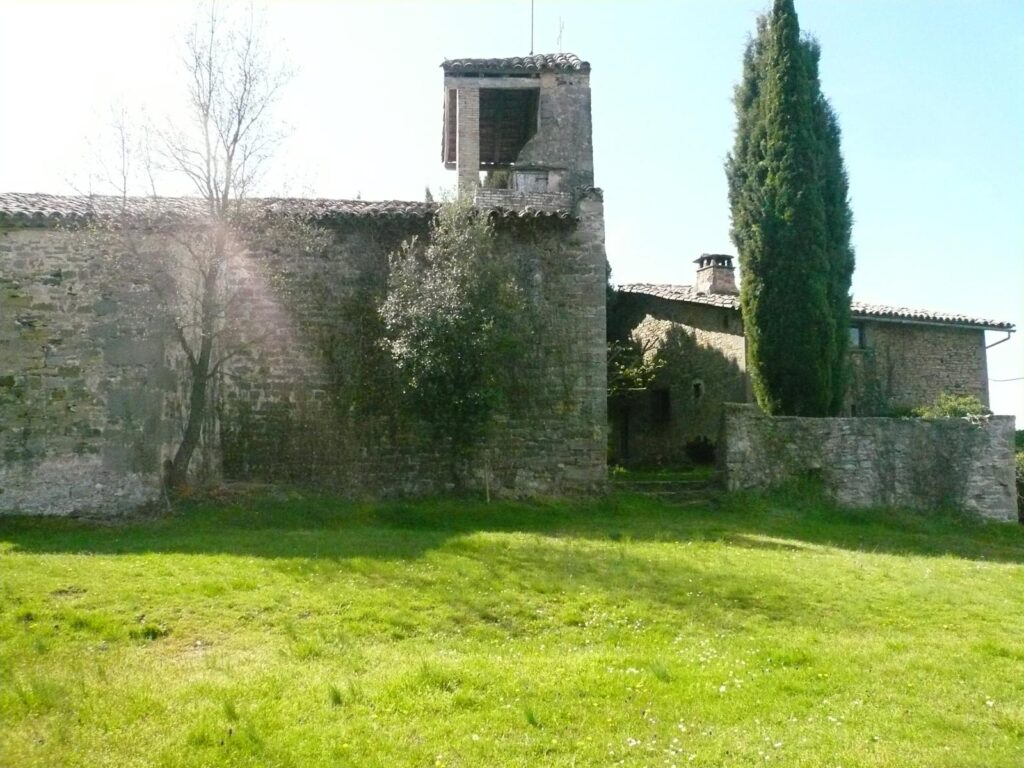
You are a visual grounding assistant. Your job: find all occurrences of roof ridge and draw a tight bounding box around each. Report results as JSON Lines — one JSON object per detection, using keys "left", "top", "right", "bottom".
{"left": 0, "top": 191, "right": 428, "bottom": 206}
{"left": 442, "top": 53, "right": 590, "bottom": 73}
{"left": 618, "top": 282, "right": 1014, "bottom": 331}
{"left": 0, "top": 191, "right": 573, "bottom": 224}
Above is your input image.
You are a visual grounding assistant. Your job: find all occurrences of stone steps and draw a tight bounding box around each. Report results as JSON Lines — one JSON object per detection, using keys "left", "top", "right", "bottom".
{"left": 611, "top": 474, "right": 721, "bottom": 505}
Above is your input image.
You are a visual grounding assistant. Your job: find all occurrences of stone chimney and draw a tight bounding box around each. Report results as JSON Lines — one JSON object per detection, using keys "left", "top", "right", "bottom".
{"left": 694, "top": 254, "right": 738, "bottom": 295}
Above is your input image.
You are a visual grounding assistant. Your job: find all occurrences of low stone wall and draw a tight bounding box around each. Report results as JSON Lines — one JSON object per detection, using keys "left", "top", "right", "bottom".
{"left": 474, "top": 189, "right": 573, "bottom": 212}
{"left": 719, "top": 404, "right": 1018, "bottom": 521}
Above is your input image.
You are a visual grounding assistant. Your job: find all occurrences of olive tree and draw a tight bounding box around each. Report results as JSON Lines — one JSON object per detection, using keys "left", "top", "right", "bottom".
{"left": 380, "top": 196, "right": 534, "bottom": 485}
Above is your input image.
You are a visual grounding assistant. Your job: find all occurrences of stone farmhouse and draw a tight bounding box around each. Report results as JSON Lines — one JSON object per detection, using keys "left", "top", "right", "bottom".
{"left": 0, "top": 54, "right": 607, "bottom": 516}
{"left": 613, "top": 255, "right": 1015, "bottom": 466}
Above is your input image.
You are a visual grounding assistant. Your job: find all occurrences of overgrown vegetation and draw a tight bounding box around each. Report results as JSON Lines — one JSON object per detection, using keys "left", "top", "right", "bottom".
{"left": 605, "top": 275, "right": 661, "bottom": 399}
{"left": 912, "top": 392, "right": 992, "bottom": 419}
{"left": 481, "top": 169, "right": 512, "bottom": 189}
{"left": 3, "top": 490, "right": 1023, "bottom": 766}
{"left": 606, "top": 338, "right": 663, "bottom": 398}
{"left": 381, "top": 197, "right": 536, "bottom": 481}
{"left": 726, "top": 0, "right": 855, "bottom": 416}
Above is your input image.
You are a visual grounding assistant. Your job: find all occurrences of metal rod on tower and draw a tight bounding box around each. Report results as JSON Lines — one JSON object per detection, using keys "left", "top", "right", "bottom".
{"left": 530, "top": 0, "right": 534, "bottom": 55}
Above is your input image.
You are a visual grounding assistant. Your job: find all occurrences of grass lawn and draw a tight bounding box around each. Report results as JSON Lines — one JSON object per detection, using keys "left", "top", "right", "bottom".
{"left": 2, "top": 487, "right": 1024, "bottom": 767}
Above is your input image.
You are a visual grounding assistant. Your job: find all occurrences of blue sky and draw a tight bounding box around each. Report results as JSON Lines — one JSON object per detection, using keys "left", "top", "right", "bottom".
{"left": 2, "top": 0, "right": 1021, "bottom": 419}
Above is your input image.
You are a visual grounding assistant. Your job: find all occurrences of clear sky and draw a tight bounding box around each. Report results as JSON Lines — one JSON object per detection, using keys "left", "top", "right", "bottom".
{"left": 2, "top": 0, "right": 1021, "bottom": 420}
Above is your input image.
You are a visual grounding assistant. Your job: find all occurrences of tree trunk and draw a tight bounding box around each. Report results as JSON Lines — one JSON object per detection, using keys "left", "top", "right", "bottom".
{"left": 168, "top": 347, "right": 210, "bottom": 488}
{"left": 167, "top": 241, "right": 222, "bottom": 490}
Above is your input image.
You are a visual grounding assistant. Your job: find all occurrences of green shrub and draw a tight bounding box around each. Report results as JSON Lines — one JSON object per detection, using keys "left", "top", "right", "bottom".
{"left": 912, "top": 393, "right": 991, "bottom": 419}
{"left": 381, "top": 197, "right": 537, "bottom": 478}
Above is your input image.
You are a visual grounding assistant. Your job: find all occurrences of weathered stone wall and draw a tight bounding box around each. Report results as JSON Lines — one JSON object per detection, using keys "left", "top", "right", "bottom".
{"left": 720, "top": 404, "right": 1018, "bottom": 521}
{"left": 516, "top": 71, "right": 594, "bottom": 191}
{"left": 215, "top": 217, "right": 418, "bottom": 489}
{"left": 0, "top": 228, "right": 175, "bottom": 515}
{"left": 456, "top": 87, "right": 481, "bottom": 191}
{"left": 610, "top": 294, "right": 746, "bottom": 465}
{"left": 445, "top": 69, "right": 594, "bottom": 194}
{"left": 221, "top": 194, "right": 607, "bottom": 496}
{"left": 474, "top": 189, "right": 572, "bottom": 212}
{"left": 611, "top": 291, "right": 997, "bottom": 466}
{"left": 0, "top": 194, "right": 607, "bottom": 514}
{"left": 849, "top": 321, "right": 989, "bottom": 413}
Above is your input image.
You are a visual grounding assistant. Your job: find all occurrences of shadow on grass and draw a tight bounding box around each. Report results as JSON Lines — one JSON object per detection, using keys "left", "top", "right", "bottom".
{"left": 1, "top": 483, "right": 1022, "bottom": 566}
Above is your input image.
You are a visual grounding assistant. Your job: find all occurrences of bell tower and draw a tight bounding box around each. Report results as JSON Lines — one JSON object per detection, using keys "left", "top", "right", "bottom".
{"left": 441, "top": 53, "right": 593, "bottom": 197}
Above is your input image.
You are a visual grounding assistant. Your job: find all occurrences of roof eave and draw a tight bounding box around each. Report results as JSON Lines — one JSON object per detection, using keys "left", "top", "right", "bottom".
{"left": 851, "top": 314, "right": 1015, "bottom": 333}
{"left": 618, "top": 285, "right": 1013, "bottom": 333}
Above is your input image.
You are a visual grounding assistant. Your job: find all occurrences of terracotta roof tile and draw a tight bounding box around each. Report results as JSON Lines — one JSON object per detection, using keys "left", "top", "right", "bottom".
{"left": 847, "top": 300, "right": 1014, "bottom": 331}
{"left": 618, "top": 283, "right": 1014, "bottom": 331}
{"left": 0, "top": 193, "right": 571, "bottom": 226}
{"left": 0, "top": 193, "right": 437, "bottom": 224}
{"left": 442, "top": 53, "right": 589, "bottom": 74}
{"left": 619, "top": 283, "right": 740, "bottom": 309}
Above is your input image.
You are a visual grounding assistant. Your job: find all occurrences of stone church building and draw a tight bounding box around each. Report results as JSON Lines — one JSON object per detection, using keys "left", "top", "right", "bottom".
{"left": 0, "top": 54, "right": 607, "bottom": 515}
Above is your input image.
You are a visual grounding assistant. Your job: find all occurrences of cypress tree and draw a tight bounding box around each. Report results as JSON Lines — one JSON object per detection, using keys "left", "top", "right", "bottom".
{"left": 726, "top": 0, "right": 854, "bottom": 416}
{"left": 807, "top": 41, "right": 856, "bottom": 414}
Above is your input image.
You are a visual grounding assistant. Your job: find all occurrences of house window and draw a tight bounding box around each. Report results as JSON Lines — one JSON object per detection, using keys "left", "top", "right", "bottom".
{"left": 650, "top": 388, "right": 671, "bottom": 425}
{"left": 692, "top": 380, "right": 704, "bottom": 403}
{"left": 849, "top": 324, "right": 866, "bottom": 349}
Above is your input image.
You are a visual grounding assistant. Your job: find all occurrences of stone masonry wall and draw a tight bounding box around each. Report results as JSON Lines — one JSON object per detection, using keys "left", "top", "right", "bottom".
{"left": 612, "top": 294, "right": 746, "bottom": 465}
{"left": 0, "top": 194, "right": 607, "bottom": 514}
{"left": 474, "top": 189, "right": 572, "bottom": 212}
{"left": 611, "top": 293, "right": 996, "bottom": 467}
{"left": 221, "top": 194, "right": 607, "bottom": 496}
{"left": 456, "top": 87, "right": 481, "bottom": 191}
{"left": 849, "top": 321, "right": 989, "bottom": 413}
{"left": 0, "top": 228, "right": 175, "bottom": 515}
{"left": 720, "top": 404, "right": 1018, "bottom": 521}
{"left": 517, "top": 72, "right": 594, "bottom": 191}
{"left": 445, "top": 70, "right": 594, "bottom": 194}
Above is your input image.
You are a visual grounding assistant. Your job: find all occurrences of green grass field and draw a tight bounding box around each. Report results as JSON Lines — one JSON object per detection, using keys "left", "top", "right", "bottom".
{"left": 2, "top": 487, "right": 1023, "bottom": 767}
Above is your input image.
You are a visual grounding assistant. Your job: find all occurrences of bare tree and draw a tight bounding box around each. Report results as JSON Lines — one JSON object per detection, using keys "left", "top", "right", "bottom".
{"left": 165, "top": 3, "right": 289, "bottom": 211}
{"left": 95, "top": 3, "right": 297, "bottom": 489}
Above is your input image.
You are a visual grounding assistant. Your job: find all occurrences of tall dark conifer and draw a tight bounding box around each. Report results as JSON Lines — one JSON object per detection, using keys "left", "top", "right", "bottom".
{"left": 726, "top": 0, "right": 854, "bottom": 416}
{"left": 807, "top": 41, "right": 856, "bottom": 414}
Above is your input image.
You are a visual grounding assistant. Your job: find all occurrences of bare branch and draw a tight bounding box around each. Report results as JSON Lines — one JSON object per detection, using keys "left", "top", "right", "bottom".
{"left": 172, "top": 320, "right": 199, "bottom": 370}
{"left": 92, "top": 1, "right": 298, "bottom": 487}
{"left": 207, "top": 338, "right": 264, "bottom": 380}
